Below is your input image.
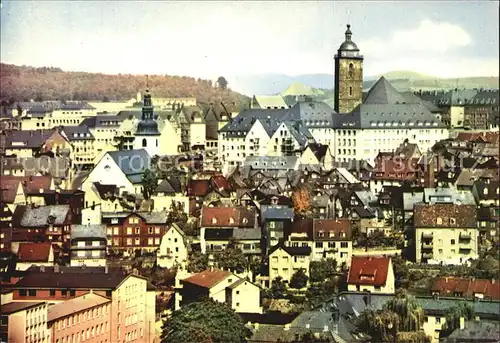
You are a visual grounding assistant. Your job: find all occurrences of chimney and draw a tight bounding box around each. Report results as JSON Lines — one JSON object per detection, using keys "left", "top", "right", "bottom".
{"left": 459, "top": 317, "right": 465, "bottom": 330}
{"left": 40, "top": 265, "right": 45, "bottom": 273}
{"left": 105, "top": 265, "right": 109, "bottom": 274}
{"left": 323, "top": 325, "right": 329, "bottom": 332}
{"left": 54, "top": 264, "right": 60, "bottom": 273}
{"left": 492, "top": 279, "right": 496, "bottom": 284}
{"left": 284, "top": 324, "right": 291, "bottom": 331}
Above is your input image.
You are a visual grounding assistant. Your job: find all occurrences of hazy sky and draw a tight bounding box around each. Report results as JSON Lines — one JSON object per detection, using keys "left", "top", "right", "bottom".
{"left": 1, "top": 1, "right": 498, "bottom": 79}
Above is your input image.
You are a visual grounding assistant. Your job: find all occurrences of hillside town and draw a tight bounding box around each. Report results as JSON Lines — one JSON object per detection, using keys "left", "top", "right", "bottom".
{"left": 0, "top": 23, "right": 499, "bottom": 343}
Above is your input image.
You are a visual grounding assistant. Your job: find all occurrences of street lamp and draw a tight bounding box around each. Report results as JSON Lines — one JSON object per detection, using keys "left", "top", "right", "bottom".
{"left": 387, "top": 323, "right": 397, "bottom": 343}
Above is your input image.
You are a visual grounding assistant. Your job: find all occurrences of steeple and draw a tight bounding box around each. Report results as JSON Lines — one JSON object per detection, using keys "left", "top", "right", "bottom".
{"left": 136, "top": 79, "right": 159, "bottom": 135}
{"left": 345, "top": 24, "right": 352, "bottom": 41}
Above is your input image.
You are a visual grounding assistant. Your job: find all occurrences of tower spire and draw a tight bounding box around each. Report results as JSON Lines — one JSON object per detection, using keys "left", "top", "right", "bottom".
{"left": 146, "top": 74, "right": 150, "bottom": 92}
{"left": 345, "top": 24, "right": 352, "bottom": 41}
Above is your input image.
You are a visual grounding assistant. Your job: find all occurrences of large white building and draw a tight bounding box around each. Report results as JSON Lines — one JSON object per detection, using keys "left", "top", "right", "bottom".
{"left": 217, "top": 25, "right": 449, "bottom": 173}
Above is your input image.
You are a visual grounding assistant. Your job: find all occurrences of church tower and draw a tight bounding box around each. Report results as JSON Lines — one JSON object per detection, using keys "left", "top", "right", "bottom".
{"left": 134, "top": 87, "right": 161, "bottom": 157}
{"left": 334, "top": 24, "right": 364, "bottom": 113}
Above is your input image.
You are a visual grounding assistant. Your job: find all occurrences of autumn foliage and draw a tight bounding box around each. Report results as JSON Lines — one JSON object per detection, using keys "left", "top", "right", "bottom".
{"left": 292, "top": 186, "right": 311, "bottom": 216}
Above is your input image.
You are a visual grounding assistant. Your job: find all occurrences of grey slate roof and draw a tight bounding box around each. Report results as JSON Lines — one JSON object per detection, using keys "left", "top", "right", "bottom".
{"left": 20, "top": 205, "right": 71, "bottom": 227}
{"left": 79, "top": 115, "right": 123, "bottom": 128}
{"left": 364, "top": 76, "right": 409, "bottom": 105}
{"left": 260, "top": 205, "right": 294, "bottom": 220}
{"left": 138, "top": 211, "right": 168, "bottom": 224}
{"left": 232, "top": 227, "right": 261, "bottom": 240}
{"left": 244, "top": 156, "right": 299, "bottom": 170}
{"left": 5, "top": 129, "right": 58, "bottom": 149}
{"left": 71, "top": 224, "right": 107, "bottom": 239}
{"left": 61, "top": 126, "right": 94, "bottom": 141}
{"left": 424, "top": 187, "right": 476, "bottom": 205}
{"left": 107, "top": 149, "right": 151, "bottom": 176}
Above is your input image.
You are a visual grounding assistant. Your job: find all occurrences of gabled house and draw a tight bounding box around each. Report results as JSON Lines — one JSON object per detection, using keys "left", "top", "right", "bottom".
{"left": 431, "top": 277, "right": 500, "bottom": 301}
{"left": 347, "top": 256, "right": 395, "bottom": 294}
{"left": 102, "top": 211, "right": 168, "bottom": 254}
{"left": 11, "top": 205, "right": 73, "bottom": 251}
{"left": 81, "top": 149, "right": 151, "bottom": 197}
{"left": 157, "top": 223, "right": 188, "bottom": 269}
{"left": 472, "top": 177, "right": 500, "bottom": 207}
{"left": 268, "top": 242, "right": 311, "bottom": 285}
{"left": 16, "top": 242, "right": 54, "bottom": 271}
{"left": 176, "top": 268, "right": 262, "bottom": 314}
{"left": 200, "top": 206, "right": 260, "bottom": 256}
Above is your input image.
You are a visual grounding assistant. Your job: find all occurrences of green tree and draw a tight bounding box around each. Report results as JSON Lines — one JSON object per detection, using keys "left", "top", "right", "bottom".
{"left": 166, "top": 202, "right": 188, "bottom": 226}
{"left": 213, "top": 246, "right": 247, "bottom": 273}
{"left": 392, "top": 255, "right": 410, "bottom": 289}
{"left": 161, "top": 299, "right": 251, "bottom": 343}
{"left": 269, "top": 277, "right": 286, "bottom": 299}
{"left": 440, "top": 302, "right": 474, "bottom": 338}
{"left": 290, "top": 268, "right": 308, "bottom": 289}
{"left": 141, "top": 169, "right": 158, "bottom": 200}
{"left": 187, "top": 251, "right": 209, "bottom": 273}
{"left": 383, "top": 289, "right": 424, "bottom": 332}
{"left": 310, "top": 258, "right": 338, "bottom": 283}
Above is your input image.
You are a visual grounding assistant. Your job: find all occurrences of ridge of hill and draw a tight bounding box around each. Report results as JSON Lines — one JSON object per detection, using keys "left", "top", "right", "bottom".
{"left": 0, "top": 63, "right": 250, "bottom": 109}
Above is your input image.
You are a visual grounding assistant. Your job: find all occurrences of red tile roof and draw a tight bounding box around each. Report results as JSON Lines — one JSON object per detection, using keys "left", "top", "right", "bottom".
{"left": 414, "top": 204, "right": 477, "bottom": 228}
{"left": 201, "top": 206, "right": 255, "bottom": 228}
{"left": 1, "top": 175, "right": 52, "bottom": 194}
{"left": 432, "top": 277, "right": 500, "bottom": 300}
{"left": 187, "top": 179, "right": 211, "bottom": 197}
{"left": 457, "top": 132, "right": 499, "bottom": 145}
{"left": 372, "top": 157, "right": 419, "bottom": 181}
{"left": 313, "top": 219, "right": 352, "bottom": 241}
{"left": 17, "top": 242, "right": 52, "bottom": 262}
{"left": 0, "top": 178, "right": 23, "bottom": 203}
{"left": 210, "top": 175, "right": 231, "bottom": 192}
{"left": 182, "top": 269, "right": 231, "bottom": 288}
{"left": 347, "top": 256, "right": 391, "bottom": 287}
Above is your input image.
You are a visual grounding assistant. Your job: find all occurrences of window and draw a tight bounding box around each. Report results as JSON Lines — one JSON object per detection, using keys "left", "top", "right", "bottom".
{"left": 28, "top": 290, "right": 36, "bottom": 296}
{"left": 340, "top": 242, "right": 348, "bottom": 248}
{"left": 315, "top": 242, "right": 323, "bottom": 248}
{"left": 349, "top": 87, "right": 353, "bottom": 96}
{"left": 436, "top": 217, "right": 442, "bottom": 225}
{"left": 62, "top": 289, "right": 68, "bottom": 296}
{"left": 126, "top": 227, "right": 132, "bottom": 235}
{"left": 451, "top": 239, "right": 455, "bottom": 245}
{"left": 135, "top": 227, "right": 140, "bottom": 234}
{"left": 142, "top": 138, "right": 147, "bottom": 147}
{"left": 50, "top": 289, "right": 56, "bottom": 296}
{"left": 450, "top": 218, "right": 456, "bottom": 225}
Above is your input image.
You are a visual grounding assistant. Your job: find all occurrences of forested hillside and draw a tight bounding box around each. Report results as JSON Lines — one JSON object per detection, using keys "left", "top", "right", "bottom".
{"left": 0, "top": 63, "right": 250, "bottom": 108}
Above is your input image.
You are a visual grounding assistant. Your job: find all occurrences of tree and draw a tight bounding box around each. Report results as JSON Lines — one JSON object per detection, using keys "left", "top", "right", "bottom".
{"left": 216, "top": 76, "right": 228, "bottom": 90}
{"left": 310, "top": 258, "right": 338, "bottom": 283}
{"left": 284, "top": 331, "right": 332, "bottom": 343}
{"left": 356, "top": 290, "right": 427, "bottom": 343}
{"left": 161, "top": 299, "right": 252, "bottom": 343}
{"left": 392, "top": 255, "right": 410, "bottom": 289}
{"left": 440, "top": 302, "right": 474, "bottom": 338}
{"left": 292, "top": 186, "right": 312, "bottom": 217}
{"left": 187, "top": 251, "right": 209, "bottom": 273}
{"left": 213, "top": 246, "right": 247, "bottom": 273}
{"left": 269, "top": 277, "right": 286, "bottom": 299}
{"left": 290, "top": 269, "right": 308, "bottom": 289}
{"left": 383, "top": 290, "right": 424, "bottom": 332}
{"left": 166, "top": 202, "right": 188, "bottom": 226}
{"left": 141, "top": 169, "right": 158, "bottom": 200}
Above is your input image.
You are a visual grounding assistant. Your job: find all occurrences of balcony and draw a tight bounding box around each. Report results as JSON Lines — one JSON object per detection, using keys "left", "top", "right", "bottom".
{"left": 459, "top": 247, "right": 472, "bottom": 254}
{"left": 459, "top": 232, "right": 472, "bottom": 240}
{"left": 422, "top": 253, "right": 433, "bottom": 259}
{"left": 421, "top": 243, "right": 433, "bottom": 250}
{"left": 421, "top": 233, "right": 433, "bottom": 239}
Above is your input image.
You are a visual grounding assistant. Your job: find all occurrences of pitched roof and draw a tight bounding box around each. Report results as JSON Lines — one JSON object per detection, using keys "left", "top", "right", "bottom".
{"left": 1, "top": 175, "right": 53, "bottom": 194}
{"left": 17, "top": 204, "right": 71, "bottom": 227}
{"left": 414, "top": 204, "right": 477, "bottom": 228}
{"left": 432, "top": 277, "right": 500, "bottom": 300}
{"left": 268, "top": 241, "right": 312, "bottom": 256}
{"left": 61, "top": 125, "right": 95, "bottom": 141}
{"left": 1, "top": 302, "right": 46, "bottom": 314}
{"left": 312, "top": 219, "right": 352, "bottom": 241}
{"left": 13, "top": 266, "right": 131, "bottom": 289}
{"left": 0, "top": 177, "right": 23, "bottom": 203}
{"left": 70, "top": 224, "right": 107, "bottom": 240}
{"left": 201, "top": 206, "right": 255, "bottom": 228}
{"left": 17, "top": 242, "right": 52, "bottom": 262}
{"left": 187, "top": 179, "right": 211, "bottom": 197}
{"left": 347, "top": 256, "right": 391, "bottom": 286}
{"left": 107, "top": 149, "right": 151, "bottom": 176}
{"left": 48, "top": 293, "right": 111, "bottom": 322}
{"left": 182, "top": 269, "right": 231, "bottom": 288}
{"left": 364, "top": 76, "right": 409, "bottom": 105}
{"left": 4, "top": 129, "right": 58, "bottom": 149}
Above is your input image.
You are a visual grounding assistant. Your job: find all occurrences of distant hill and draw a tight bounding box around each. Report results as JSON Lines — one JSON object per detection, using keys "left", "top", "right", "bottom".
{"left": 229, "top": 71, "right": 499, "bottom": 96}
{"left": 0, "top": 63, "right": 250, "bottom": 109}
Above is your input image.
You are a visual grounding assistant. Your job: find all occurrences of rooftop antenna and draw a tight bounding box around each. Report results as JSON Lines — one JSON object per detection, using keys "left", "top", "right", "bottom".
{"left": 146, "top": 74, "right": 150, "bottom": 92}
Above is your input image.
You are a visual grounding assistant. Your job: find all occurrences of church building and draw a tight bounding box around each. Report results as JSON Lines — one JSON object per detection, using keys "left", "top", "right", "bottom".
{"left": 133, "top": 88, "right": 161, "bottom": 157}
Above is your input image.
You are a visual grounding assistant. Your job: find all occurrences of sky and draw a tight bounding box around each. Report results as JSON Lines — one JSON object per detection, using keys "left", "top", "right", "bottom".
{"left": 1, "top": 1, "right": 499, "bottom": 79}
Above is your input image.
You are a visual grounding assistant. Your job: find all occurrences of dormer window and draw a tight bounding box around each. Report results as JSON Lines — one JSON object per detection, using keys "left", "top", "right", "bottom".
{"left": 450, "top": 218, "right": 456, "bottom": 225}
{"left": 436, "top": 217, "right": 443, "bottom": 225}
{"left": 212, "top": 218, "right": 217, "bottom": 224}
{"left": 229, "top": 217, "right": 234, "bottom": 224}
{"left": 484, "top": 188, "right": 489, "bottom": 195}
{"left": 242, "top": 218, "right": 248, "bottom": 224}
